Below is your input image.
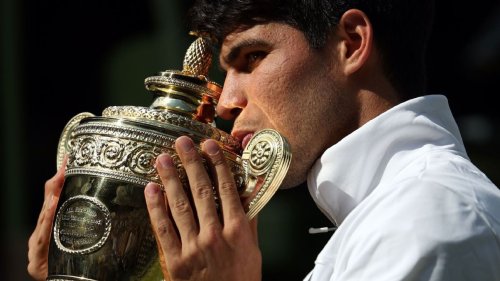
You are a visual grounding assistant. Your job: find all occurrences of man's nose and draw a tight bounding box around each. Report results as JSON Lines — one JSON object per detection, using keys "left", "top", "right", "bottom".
{"left": 216, "top": 71, "right": 247, "bottom": 120}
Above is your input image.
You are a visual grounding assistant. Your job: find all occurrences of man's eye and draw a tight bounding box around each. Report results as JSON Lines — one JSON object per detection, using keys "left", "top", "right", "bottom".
{"left": 244, "top": 51, "right": 267, "bottom": 71}
{"left": 247, "top": 51, "right": 265, "bottom": 63}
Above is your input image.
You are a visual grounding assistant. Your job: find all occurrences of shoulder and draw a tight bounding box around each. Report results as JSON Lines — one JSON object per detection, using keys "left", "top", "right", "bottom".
{"left": 330, "top": 151, "right": 500, "bottom": 280}
{"left": 368, "top": 148, "right": 500, "bottom": 225}
{"left": 364, "top": 150, "right": 500, "bottom": 245}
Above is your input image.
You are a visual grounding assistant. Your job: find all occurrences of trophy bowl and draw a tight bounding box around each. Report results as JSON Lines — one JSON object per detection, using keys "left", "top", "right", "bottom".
{"left": 46, "top": 36, "right": 291, "bottom": 281}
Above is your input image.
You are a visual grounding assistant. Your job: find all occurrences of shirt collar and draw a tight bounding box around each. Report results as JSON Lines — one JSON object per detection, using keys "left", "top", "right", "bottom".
{"left": 307, "top": 95, "right": 466, "bottom": 225}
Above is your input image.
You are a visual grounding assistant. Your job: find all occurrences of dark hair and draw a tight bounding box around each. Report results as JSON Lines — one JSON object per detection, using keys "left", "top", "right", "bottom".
{"left": 189, "top": 0, "right": 435, "bottom": 100}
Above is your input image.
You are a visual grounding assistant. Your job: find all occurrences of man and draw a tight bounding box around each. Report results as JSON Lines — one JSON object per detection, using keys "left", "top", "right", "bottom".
{"left": 29, "top": 0, "right": 500, "bottom": 280}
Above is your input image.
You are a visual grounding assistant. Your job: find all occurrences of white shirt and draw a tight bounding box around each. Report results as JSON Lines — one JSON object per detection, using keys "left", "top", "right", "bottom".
{"left": 305, "top": 95, "right": 500, "bottom": 281}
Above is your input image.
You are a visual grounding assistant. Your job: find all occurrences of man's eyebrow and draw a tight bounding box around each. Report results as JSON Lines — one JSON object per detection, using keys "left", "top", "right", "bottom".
{"left": 220, "top": 39, "right": 272, "bottom": 67}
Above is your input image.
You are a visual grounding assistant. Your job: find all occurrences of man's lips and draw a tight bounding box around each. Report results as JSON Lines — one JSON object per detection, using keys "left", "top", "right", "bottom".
{"left": 241, "top": 133, "right": 254, "bottom": 149}
{"left": 232, "top": 130, "right": 255, "bottom": 149}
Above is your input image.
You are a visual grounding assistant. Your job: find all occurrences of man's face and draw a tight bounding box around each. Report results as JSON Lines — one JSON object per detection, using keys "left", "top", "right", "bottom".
{"left": 218, "top": 23, "right": 357, "bottom": 188}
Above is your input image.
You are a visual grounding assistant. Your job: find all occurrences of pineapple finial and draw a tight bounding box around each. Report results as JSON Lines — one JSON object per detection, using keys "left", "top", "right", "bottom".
{"left": 182, "top": 34, "right": 212, "bottom": 77}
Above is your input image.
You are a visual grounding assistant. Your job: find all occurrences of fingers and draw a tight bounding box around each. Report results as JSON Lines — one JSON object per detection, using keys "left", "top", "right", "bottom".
{"left": 150, "top": 137, "right": 245, "bottom": 246}
{"left": 27, "top": 193, "right": 56, "bottom": 281}
{"left": 35, "top": 157, "right": 65, "bottom": 233}
{"left": 35, "top": 155, "right": 66, "bottom": 245}
{"left": 144, "top": 183, "right": 181, "bottom": 258}
{"left": 155, "top": 153, "right": 197, "bottom": 242}
{"left": 37, "top": 195, "right": 57, "bottom": 243}
{"left": 44, "top": 155, "right": 67, "bottom": 200}
{"left": 202, "top": 139, "right": 246, "bottom": 224}
{"left": 28, "top": 157, "right": 67, "bottom": 281}
{"left": 175, "top": 136, "right": 220, "bottom": 232}
{"left": 145, "top": 138, "right": 262, "bottom": 281}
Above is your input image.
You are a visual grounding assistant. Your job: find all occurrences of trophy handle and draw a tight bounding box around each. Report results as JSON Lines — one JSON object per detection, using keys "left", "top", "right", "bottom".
{"left": 56, "top": 112, "right": 95, "bottom": 169}
{"left": 241, "top": 129, "right": 292, "bottom": 220}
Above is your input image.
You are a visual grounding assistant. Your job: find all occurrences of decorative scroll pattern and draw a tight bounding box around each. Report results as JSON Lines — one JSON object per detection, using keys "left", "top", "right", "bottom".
{"left": 66, "top": 121, "right": 245, "bottom": 190}
{"left": 102, "top": 106, "right": 240, "bottom": 152}
{"left": 67, "top": 123, "right": 172, "bottom": 184}
{"left": 56, "top": 112, "right": 95, "bottom": 169}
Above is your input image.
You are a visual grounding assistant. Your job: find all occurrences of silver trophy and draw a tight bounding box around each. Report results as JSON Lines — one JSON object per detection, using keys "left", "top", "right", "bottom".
{"left": 47, "top": 36, "right": 292, "bottom": 281}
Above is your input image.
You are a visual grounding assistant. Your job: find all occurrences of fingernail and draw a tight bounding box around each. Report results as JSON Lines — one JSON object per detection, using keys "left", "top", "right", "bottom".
{"left": 203, "top": 140, "right": 220, "bottom": 156}
{"left": 145, "top": 183, "right": 160, "bottom": 198}
{"left": 176, "top": 137, "right": 194, "bottom": 153}
{"left": 157, "top": 154, "right": 173, "bottom": 169}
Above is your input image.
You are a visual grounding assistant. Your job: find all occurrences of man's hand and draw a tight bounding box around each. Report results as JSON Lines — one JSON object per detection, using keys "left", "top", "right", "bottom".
{"left": 27, "top": 157, "right": 66, "bottom": 280}
{"left": 145, "top": 136, "right": 262, "bottom": 281}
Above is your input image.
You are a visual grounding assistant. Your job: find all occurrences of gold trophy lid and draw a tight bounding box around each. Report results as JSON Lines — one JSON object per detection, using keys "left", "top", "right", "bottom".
{"left": 144, "top": 36, "right": 222, "bottom": 124}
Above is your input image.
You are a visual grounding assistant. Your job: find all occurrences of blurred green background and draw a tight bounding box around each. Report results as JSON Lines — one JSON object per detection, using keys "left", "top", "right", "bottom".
{"left": 2, "top": 0, "right": 499, "bottom": 279}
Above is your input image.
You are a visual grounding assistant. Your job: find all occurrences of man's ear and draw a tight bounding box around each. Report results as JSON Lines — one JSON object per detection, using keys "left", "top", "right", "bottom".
{"left": 336, "top": 9, "right": 373, "bottom": 76}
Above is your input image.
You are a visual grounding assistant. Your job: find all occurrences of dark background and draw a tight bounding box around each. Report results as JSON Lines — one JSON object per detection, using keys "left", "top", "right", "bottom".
{"left": 2, "top": 0, "right": 499, "bottom": 280}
